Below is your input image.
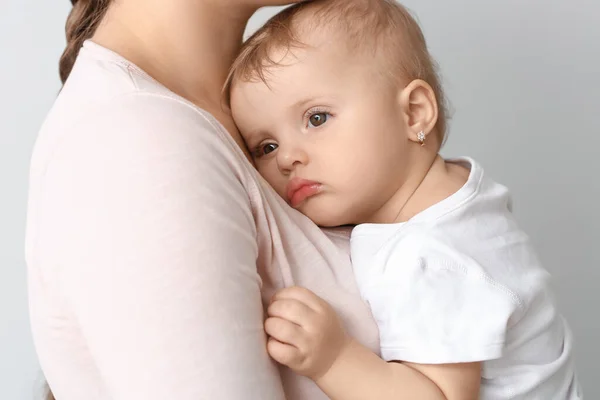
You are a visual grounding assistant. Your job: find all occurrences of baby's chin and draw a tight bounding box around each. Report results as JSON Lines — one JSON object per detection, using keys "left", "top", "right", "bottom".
{"left": 297, "top": 199, "right": 355, "bottom": 228}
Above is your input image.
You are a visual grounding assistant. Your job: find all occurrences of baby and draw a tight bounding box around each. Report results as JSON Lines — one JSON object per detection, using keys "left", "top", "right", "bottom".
{"left": 227, "top": 0, "right": 581, "bottom": 399}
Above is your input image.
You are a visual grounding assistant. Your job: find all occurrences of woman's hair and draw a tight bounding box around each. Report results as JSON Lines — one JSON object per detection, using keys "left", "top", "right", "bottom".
{"left": 44, "top": 383, "right": 55, "bottom": 400}
{"left": 59, "top": 0, "right": 112, "bottom": 83}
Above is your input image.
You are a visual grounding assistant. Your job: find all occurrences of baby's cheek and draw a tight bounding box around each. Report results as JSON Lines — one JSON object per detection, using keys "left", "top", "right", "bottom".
{"left": 259, "top": 167, "right": 287, "bottom": 199}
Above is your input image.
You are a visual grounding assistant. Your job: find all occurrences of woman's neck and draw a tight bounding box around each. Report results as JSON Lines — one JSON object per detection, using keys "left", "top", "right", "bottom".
{"left": 93, "top": 0, "right": 254, "bottom": 114}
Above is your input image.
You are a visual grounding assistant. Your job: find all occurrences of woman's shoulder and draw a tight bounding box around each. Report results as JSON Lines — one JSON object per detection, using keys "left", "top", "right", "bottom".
{"left": 54, "top": 40, "right": 190, "bottom": 120}
{"left": 66, "top": 40, "right": 191, "bottom": 106}
{"left": 44, "top": 40, "right": 225, "bottom": 139}
{"left": 33, "top": 42, "right": 242, "bottom": 180}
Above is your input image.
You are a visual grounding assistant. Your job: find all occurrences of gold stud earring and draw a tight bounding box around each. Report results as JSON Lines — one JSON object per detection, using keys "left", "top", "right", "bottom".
{"left": 417, "top": 131, "right": 426, "bottom": 146}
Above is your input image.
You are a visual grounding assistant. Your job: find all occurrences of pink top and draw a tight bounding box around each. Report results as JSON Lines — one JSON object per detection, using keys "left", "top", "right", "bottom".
{"left": 26, "top": 41, "right": 379, "bottom": 400}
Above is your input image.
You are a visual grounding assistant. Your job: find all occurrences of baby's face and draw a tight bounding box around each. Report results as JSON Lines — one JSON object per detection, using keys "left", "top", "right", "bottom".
{"left": 231, "top": 38, "right": 414, "bottom": 226}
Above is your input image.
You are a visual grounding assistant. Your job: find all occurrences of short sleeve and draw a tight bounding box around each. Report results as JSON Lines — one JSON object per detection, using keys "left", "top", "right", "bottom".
{"left": 39, "top": 94, "right": 286, "bottom": 399}
{"left": 365, "top": 238, "right": 522, "bottom": 365}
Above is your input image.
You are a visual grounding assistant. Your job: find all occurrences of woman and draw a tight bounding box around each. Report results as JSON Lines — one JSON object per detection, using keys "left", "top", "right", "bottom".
{"left": 27, "top": 0, "right": 379, "bottom": 399}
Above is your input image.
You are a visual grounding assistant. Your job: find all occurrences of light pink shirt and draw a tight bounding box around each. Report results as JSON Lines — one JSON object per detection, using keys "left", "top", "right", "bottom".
{"left": 26, "top": 41, "right": 379, "bottom": 400}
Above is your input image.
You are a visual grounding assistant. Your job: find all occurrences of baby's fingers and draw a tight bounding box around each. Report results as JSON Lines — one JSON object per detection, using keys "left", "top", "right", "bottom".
{"left": 267, "top": 337, "right": 303, "bottom": 368}
{"left": 265, "top": 317, "right": 306, "bottom": 348}
{"left": 268, "top": 298, "right": 315, "bottom": 327}
{"left": 272, "top": 286, "right": 323, "bottom": 312}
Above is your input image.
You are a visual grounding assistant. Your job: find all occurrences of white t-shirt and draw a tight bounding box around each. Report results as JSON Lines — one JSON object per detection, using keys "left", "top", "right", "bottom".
{"left": 351, "top": 158, "right": 581, "bottom": 399}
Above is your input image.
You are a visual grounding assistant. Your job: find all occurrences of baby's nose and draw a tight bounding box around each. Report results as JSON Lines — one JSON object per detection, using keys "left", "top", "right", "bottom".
{"left": 276, "top": 145, "right": 309, "bottom": 174}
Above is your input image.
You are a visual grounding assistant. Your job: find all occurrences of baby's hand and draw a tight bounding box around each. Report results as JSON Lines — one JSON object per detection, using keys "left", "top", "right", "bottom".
{"left": 265, "top": 286, "right": 350, "bottom": 380}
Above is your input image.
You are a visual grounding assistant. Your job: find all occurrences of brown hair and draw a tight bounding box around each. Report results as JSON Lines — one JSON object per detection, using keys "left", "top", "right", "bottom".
{"left": 226, "top": 0, "right": 449, "bottom": 142}
{"left": 59, "top": 0, "right": 112, "bottom": 84}
{"left": 43, "top": 383, "right": 55, "bottom": 400}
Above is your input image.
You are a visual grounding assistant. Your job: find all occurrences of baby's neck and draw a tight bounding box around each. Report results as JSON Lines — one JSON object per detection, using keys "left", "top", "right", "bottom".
{"left": 368, "top": 155, "right": 469, "bottom": 224}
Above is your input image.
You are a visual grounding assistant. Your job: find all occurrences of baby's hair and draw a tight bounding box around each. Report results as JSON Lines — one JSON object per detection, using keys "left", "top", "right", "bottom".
{"left": 225, "top": 0, "right": 449, "bottom": 143}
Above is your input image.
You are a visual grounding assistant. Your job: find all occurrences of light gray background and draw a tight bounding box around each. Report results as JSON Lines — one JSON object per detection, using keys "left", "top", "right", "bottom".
{"left": 1, "top": 1, "right": 598, "bottom": 399}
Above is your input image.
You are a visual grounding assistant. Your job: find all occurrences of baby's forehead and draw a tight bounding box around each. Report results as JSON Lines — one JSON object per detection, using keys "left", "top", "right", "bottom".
{"left": 226, "top": 0, "right": 420, "bottom": 103}
{"left": 284, "top": 7, "right": 408, "bottom": 75}
{"left": 291, "top": 9, "right": 376, "bottom": 53}
{"left": 273, "top": 30, "right": 357, "bottom": 65}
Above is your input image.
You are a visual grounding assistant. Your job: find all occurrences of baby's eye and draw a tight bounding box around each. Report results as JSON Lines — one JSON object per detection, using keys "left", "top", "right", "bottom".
{"left": 308, "top": 112, "right": 330, "bottom": 128}
{"left": 254, "top": 142, "right": 278, "bottom": 158}
{"left": 263, "top": 143, "right": 278, "bottom": 154}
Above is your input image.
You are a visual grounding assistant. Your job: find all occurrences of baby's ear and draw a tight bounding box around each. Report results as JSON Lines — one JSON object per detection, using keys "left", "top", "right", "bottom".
{"left": 398, "top": 79, "right": 439, "bottom": 143}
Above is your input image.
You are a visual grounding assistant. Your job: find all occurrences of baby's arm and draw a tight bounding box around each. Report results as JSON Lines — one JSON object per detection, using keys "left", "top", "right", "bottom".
{"left": 265, "top": 287, "right": 480, "bottom": 400}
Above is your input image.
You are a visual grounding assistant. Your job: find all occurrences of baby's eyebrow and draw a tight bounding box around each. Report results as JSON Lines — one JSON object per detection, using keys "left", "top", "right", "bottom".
{"left": 240, "top": 128, "right": 267, "bottom": 145}
{"left": 290, "top": 96, "right": 319, "bottom": 111}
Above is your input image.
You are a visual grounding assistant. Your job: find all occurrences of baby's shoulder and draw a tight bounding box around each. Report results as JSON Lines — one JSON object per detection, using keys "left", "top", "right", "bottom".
{"left": 379, "top": 222, "right": 551, "bottom": 312}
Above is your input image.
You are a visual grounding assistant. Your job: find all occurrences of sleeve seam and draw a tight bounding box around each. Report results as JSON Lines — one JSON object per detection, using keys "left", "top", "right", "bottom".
{"left": 430, "top": 258, "right": 525, "bottom": 311}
